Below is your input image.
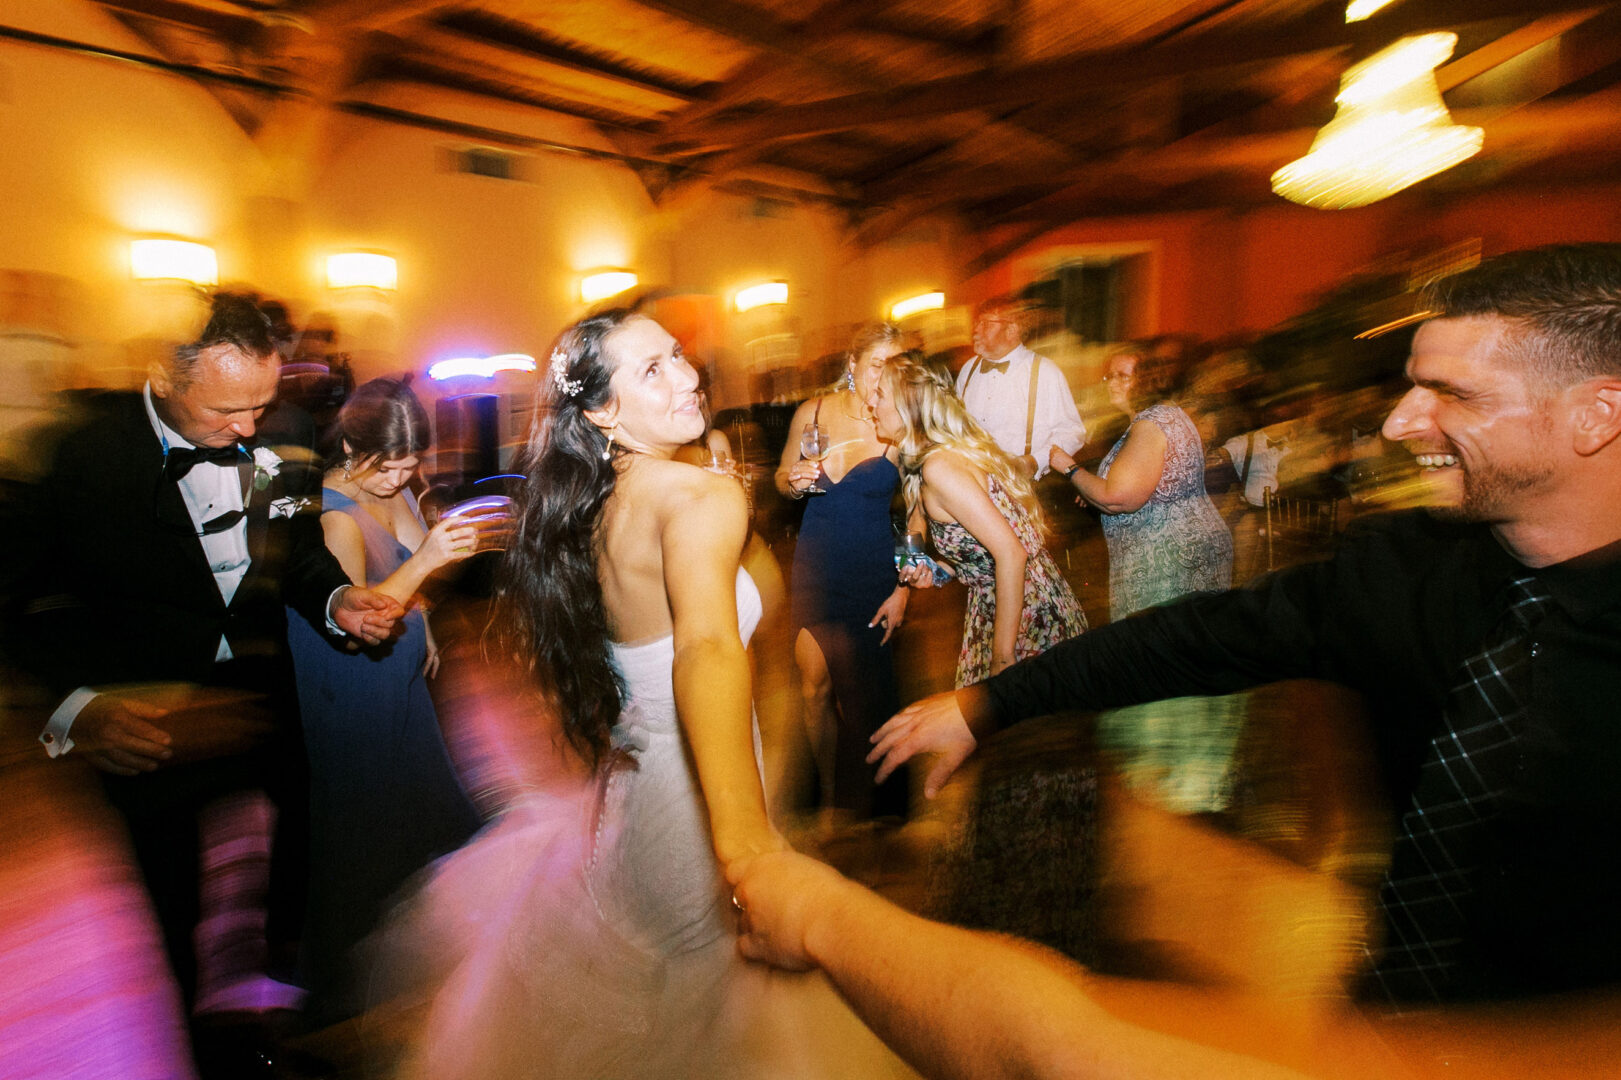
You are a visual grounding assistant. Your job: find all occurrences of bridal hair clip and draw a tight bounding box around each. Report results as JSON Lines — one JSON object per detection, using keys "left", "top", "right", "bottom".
{"left": 550, "top": 348, "right": 583, "bottom": 397}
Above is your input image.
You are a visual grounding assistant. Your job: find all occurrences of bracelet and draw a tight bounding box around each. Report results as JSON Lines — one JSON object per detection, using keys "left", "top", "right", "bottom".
{"left": 1064, "top": 462, "right": 1082, "bottom": 479}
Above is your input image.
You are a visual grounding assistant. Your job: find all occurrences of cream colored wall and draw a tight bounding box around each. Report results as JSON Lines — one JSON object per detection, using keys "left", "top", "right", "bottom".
{"left": 1, "top": 0, "right": 963, "bottom": 406}
{"left": 0, "top": 0, "right": 265, "bottom": 377}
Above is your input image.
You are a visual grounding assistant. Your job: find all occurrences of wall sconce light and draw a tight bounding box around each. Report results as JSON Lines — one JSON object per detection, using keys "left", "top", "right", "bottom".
{"left": 428, "top": 353, "right": 537, "bottom": 380}
{"left": 580, "top": 269, "right": 638, "bottom": 304}
{"left": 130, "top": 238, "right": 218, "bottom": 285}
{"left": 1271, "top": 33, "right": 1482, "bottom": 209}
{"left": 734, "top": 281, "right": 788, "bottom": 312}
{"left": 889, "top": 291, "right": 945, "bottom": 321}
{"left": 327, "top": 252, "right": 398, "bottom": 290}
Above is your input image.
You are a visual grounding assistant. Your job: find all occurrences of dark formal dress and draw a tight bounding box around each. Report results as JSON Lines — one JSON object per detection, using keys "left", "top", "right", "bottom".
{"left": 789, "top": 453, "right": 906, "bottom": 817}
{"left": 288, "top": 488, "right": 480, "bottom": 1022}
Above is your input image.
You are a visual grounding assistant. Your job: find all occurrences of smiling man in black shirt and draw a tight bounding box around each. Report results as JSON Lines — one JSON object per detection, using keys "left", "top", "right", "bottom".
{"left": 722, "top": 245, "right": 1621, "bottom": 1080}
{"left": 866, "top": 244, "right": 1621, "bottom": 1007}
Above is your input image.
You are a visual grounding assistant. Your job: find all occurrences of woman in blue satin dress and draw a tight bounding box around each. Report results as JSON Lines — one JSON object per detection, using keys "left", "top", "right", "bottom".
{"left": 775, "top": 324, "right": 911, "bottom": 821}
{"left": 286, "top": 378, "right": 484, "bottom": 1022}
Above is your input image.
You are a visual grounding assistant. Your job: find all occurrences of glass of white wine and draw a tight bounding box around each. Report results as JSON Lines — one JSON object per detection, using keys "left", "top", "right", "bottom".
{"left": 799, "top": 420, "right": 830, "bottom": 495}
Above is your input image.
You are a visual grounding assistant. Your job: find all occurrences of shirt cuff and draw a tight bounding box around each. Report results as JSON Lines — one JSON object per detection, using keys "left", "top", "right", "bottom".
{"left": 41, "top": 687, "right": 97, "bottom": 758}
{"left": 325, "top": 585, "right": 349, "bottom": 636}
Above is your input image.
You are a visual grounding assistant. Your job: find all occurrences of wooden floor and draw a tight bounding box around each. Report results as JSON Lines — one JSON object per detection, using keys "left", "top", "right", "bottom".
{"left": 0, "top": 530, "right": 1395, "bottom": 1079}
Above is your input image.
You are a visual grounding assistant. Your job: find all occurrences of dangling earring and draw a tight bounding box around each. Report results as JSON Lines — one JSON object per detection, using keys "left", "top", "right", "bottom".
{"left": 602, "top": 425, "right": 616, "bottom": 461}
{"left": 843, "top": 368, "right": 857, "bottom": 392}
{"left": 343, "top": 455, "right": 354, "bottom": 480}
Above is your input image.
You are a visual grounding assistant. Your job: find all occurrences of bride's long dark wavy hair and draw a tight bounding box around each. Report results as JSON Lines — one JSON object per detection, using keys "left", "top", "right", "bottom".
{"left": 491, "top": 308, "right": 637, "bottom": 766}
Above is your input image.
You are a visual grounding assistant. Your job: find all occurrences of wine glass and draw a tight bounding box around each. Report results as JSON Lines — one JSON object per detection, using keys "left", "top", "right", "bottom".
{"left": 902, "top": 531, "right": 929, "bottom": 566}
{"left": 799, "top": 420, "right": 830, "bottom": 495}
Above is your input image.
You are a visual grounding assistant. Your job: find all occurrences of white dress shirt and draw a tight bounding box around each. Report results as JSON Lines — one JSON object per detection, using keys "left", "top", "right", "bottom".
{"left": 955, "top": 344, "right": 1087, "bottom": 478}
{"left": 1222, "top": 426, "right": 1292, "bottom": 508}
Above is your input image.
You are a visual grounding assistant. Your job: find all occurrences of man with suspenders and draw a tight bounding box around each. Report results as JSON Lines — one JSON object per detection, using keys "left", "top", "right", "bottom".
{"left": 956, "top": 296, "right": 1087, "bottom": 480}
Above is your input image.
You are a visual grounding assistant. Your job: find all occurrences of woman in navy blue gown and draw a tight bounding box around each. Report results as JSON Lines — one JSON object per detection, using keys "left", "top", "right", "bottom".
{"left": 286, "top": 378, "right": 484, "bottom": 1023}
{"left": 775, "top": 324, "right": 910, "bottom": 821}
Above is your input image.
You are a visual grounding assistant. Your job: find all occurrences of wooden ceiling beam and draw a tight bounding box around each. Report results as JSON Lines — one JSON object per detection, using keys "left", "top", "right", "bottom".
{"left": 844, "top": 12, "right": 1004, "bottom": 55}
{"left": 628, "top": 0, "right": 830, "bottom": 62}
{"left": 653, "top": 0, "right": 1614, "bottom": 155}
{"left": 372, "top": 53, "right": 661, "bottom": 132}
{"left": 89, "top": 0, "right": 263, "bottom": 44}
{"left": 284, "top": 0, "right": 452, "bottom": 31}
{"left": 427, "top": 10, "right": 718, "bottom": 102}
{"left": 632, "top": 0, "right": 1080, "bottom": 166}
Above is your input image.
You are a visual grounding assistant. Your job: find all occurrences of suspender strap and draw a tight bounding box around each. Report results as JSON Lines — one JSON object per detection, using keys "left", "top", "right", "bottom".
{"left": 961, "top": 353, "right": 1041, "bottom": 460}
{"left": 1023, "top": 357, "right": 1040, "bottom": 458}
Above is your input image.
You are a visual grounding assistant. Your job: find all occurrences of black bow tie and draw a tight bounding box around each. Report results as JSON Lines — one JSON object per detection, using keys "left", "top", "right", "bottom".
{"left": 164, "top": 444, "right": 244, "bottom": 482}
{"left": 199, "top": 508, "right": 246, "bottom": 535}
{"left": 979, "top": 358, "right": 1012, "bottom": 376}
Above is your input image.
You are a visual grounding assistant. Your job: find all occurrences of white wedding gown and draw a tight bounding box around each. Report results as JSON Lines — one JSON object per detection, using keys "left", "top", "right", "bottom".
{"left": 376, "top": 570, "right": 912, "bottom": 1080}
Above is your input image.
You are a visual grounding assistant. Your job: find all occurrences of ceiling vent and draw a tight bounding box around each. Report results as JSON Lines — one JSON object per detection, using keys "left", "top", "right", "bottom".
{"left": 450, "top": 146, "right": 524, "bottom": 181}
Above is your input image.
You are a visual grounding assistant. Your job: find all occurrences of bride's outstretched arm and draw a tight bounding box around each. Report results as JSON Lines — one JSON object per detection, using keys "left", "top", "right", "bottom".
{"left": 662, "top": 469, "right": 783, "bottom": 866}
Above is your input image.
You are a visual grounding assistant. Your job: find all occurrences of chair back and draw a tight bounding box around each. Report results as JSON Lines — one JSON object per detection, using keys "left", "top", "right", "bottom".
{"left": 1262, "top": 487, "right": 1339, "bottom": 571}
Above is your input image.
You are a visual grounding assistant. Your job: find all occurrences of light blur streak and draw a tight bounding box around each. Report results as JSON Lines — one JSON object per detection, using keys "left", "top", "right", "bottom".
{"left": 1272, "top": 35, "right": 1482, "bottom": 208}
{"left": 1344, "top": 0, "right": 1399, "bottom": 24}
{"left": 428, "top": 353, "right": 537, "bottom": 380}
{"left": 1336, "top": 33, "right": 1460, "bottom": 108}
{"left": 0, "top": 716, "right": 195, "bottom": 1079}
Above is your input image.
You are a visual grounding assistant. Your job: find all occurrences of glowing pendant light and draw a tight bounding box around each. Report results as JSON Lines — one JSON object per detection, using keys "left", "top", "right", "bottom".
{"left": 1272, "top": 33, "right": 1482, "bottom": 209}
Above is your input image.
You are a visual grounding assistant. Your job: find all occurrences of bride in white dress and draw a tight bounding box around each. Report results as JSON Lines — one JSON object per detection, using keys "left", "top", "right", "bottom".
{"left": 373, "top": 311, "right": 909, "bottom": 1079}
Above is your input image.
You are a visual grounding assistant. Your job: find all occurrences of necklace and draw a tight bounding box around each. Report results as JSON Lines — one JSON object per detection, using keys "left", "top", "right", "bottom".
{"left": 836, "top": 389, "right": 871, "bottom": 425}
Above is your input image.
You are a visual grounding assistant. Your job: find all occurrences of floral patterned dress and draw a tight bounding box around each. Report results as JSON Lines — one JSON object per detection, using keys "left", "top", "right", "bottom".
{"left": 929, "top": 475, "right": 1088, "bottom": 687}
{"left": 1098, "top": 402, "right": 1233, "bottom": 621}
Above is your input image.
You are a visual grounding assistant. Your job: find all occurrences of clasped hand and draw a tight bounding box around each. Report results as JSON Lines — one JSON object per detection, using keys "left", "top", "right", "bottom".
{"left": 334, "top": 586, "right": 407, "bottom": 646}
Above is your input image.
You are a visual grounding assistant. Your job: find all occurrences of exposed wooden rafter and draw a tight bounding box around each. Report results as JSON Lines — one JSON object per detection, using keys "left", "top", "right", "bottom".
{"left": 49, "top": 0, "right": 1621, "bottom": 257}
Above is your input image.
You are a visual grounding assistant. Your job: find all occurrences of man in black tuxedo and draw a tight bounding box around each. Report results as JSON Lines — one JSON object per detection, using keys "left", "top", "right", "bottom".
{"left": 0, "top": 294, "right": 401, "bottom": 1026}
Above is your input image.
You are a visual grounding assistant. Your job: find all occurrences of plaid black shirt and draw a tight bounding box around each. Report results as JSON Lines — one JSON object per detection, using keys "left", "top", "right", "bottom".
{"left": 980, "top": 511, "right": 1621, "bottom": 1002}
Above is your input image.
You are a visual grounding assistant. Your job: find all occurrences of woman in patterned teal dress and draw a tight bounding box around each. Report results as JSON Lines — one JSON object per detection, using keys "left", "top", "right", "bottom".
{"left": 869, "top": 352, "right": 1087, "bottom": 687}
{"left": 1050, "top": 345, "right": 1232, "bottom": 620}
{"left": 1051, "top": 345, "right": 1238, "bottom": 814}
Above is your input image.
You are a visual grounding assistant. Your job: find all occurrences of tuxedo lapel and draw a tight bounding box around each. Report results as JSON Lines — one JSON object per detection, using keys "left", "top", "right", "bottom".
{"left": 243, "top": 458, "right": 269, "bottom": 581}
{"left": 117, "top": 396, "right": 227, "bottom": 612}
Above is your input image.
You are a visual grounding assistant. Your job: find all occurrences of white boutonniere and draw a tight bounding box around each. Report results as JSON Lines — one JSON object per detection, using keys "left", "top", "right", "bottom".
{"left": 269, "top": 495, "right": 311, "bottom": 520}
{"left": 251, "top": 446, "right": 282, "bottom": 492}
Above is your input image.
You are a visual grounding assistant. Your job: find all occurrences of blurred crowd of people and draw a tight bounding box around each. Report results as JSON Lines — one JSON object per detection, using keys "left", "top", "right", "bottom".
{"left": 2, "top": 244, "right": 1619, "bottom": 1080}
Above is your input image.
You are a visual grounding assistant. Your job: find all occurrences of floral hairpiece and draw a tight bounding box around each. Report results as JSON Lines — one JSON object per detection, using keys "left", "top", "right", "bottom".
{"left": 550, "top": 347, "right": 583, "bottom": 397}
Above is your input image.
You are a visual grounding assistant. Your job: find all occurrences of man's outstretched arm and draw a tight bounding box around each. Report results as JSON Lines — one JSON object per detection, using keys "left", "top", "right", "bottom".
{"left": 729, "top": 850, "right": 1319, "bottom": 1080}
{"left": 730, "top": 850, "right": 1621, "bottom": 1080}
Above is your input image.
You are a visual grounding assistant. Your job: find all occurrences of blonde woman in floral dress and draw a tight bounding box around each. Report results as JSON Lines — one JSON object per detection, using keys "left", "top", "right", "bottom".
{"left": 868, "top": 352, "right": 1087, "bottom": 687}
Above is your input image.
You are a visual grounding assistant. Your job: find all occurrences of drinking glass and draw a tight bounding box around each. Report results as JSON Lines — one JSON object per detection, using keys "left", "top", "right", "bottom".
{"left": 799, "top": 421, "right": 830, "bottom": 495}
{"left": 441, "top": 494, "right": 516, "bottom": 552}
